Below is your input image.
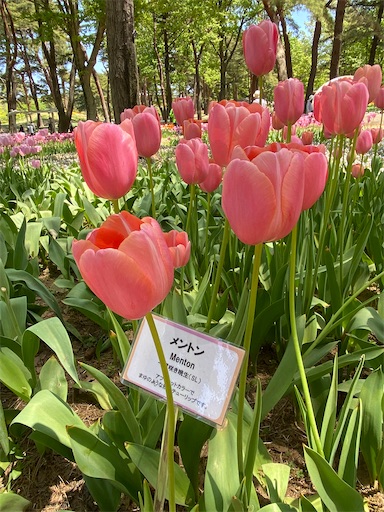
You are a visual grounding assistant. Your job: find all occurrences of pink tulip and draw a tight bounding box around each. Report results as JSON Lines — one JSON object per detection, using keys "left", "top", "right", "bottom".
{"left": 371, "top": 128, "right": 384, "bottom": 144}
{"left": 74, "top": 120, "right": 138, "bottom": 200}
{"left": 374, "top": 86, "right": 384, "bottom": 110}
{"left": 242, "top": 21, "right": 279, "bottom": 77}
{"left": 199, "top": 162, "right": 223, "bottom": 193}
{"left": 175, "top": 138, "right": 209, "bottom": 184}
{"left": 183, "top": 119, "right": 202, "bottom": 140}
{"left": 120, "top": 105, "right": 147, "bottom": 121}
{"left": 274, "top": 78, "right": 304, "bottom": 126}
{"left": 314, "top": 78, "right": 369, "bottom": 136}
{"left": 121, "top": 106, "right": 161, "bottom": 158}
{"left": 351, "top": 163, "right": 364, "bottom": 178}
{"left": 72, "top": 211, "right": 189, "bottom": 320}
{"left": 163, "top": 230, "right": 191, "bottom": 268}
{"left": 31, "top": 159, "right": 41, "bottom": 168}
{"left": 208, "top": 100, "right": 270, "bottom": 167}
{"left": 353, "top": 64, "right": 382, "bottom": 103}
{"left": 301, "top": 131, "right": 314, "bottom": 145}
{"left": 272, "top": 112, "right": 284, "bottom": 131}
{"left": 222, "top": 144, "right": 328, "bottom": 245}
{"left": 356, "top": 129, "right": 373, "bottom": 154}
{"left": 172, "top": 97, "right": 195, "bottom": 127}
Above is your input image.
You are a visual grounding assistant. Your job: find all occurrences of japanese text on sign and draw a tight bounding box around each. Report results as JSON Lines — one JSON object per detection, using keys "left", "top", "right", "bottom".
{"left": 121, "top": 314, "right": 245, "bottom": 426}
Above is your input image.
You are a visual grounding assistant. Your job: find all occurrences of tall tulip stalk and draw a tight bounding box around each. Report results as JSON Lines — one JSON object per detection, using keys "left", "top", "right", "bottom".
{"left": 121, "top": 106, "right": 162, "bottom": 217}
{"left": 72, "top": 211, "right": 190, "bottom": 512}
{"left": 221, "top": 144, "right": 328, "bottom": 489}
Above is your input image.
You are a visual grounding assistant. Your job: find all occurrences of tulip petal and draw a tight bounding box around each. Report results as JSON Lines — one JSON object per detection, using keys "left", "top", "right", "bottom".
{"left": 222, "top": 160, "right": 276, "bottom": 245}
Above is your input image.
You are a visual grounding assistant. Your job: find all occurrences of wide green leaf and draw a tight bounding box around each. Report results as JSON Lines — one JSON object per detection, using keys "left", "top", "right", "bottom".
{"left": 38, "top": 356, "right": 68, "bottom": 401}
{"left": 204, "top": 411, "right": 240, "bottom": 512}
{"left": 178, "top": 414, "right": 213, "bottom": 501}
{"left": 23, "top": 317, "right": 79, "bottom": 385}
{"left": 10, "top": 389, "right": 86, "bottom": 448}
{"left": 360, "top": 368, "right": 384, "bottom": 482}
{"left": 6, "top": 269, "right": 63, "bottom": 320}
{"left": 80, "top": 362, "right": 142, "bottom": 444}
{"left": 0, "top": 492, "right": 30, "bottom": 511}
{"left": 68, "top": 426, "right": 142, "bottom": 504}
{"left": 303, "top": 446, "right": 364, "bottom": 512}
{"left": 262, "top": 463, "right": 291, "bottom": 504}
{"left": 0, "top": 348, "right": 31, "bottom": 402}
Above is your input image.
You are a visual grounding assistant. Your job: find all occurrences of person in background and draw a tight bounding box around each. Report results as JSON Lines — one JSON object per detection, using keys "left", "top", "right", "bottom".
{"left": 306, "top": 94, "right": 314, "bottom": 114}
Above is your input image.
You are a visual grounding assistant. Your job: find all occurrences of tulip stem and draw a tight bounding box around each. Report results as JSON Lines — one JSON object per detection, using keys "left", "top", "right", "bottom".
{"left": 146, "top": 312, "right": 176, "bottom": 512}
{"left": 205, "top": 217, "right": 230, "bottom": 332}
{"left": 236, "top": 243, "right": 263, "bottom": 481}
{"left": 305, "top": 135, "right": 343, "bottom": 316}
{"left": 204, "top": 192, "right": 211, "bottom": 270}
{"left": 289, "top": 225, "right": 324, "bottom": 456}
{"left": 185, "top": 183, "right": 196, "bottom": 236}
{"left": 339, "top": 129, "right": 358, "bottom": 295}
{"left": 146, "top": 157, "right": 156, "bottom": 218}
{"left": 112, "top": 199, "right": 120, "bottom": 214}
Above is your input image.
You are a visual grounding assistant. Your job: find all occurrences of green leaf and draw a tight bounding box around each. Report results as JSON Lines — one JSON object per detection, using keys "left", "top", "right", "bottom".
{"left": 262, "top": 463, "right": 290, "bottom": 504}
{"left": 62, "top": 297, "right": 109, "bottom": 330}
{"left": 0, "top": 296, "right": 27, "bottom": 340}
{"left": 337, "top": 399, "right": 362, "bottom": 487}
{"left": 0, "top": 348, "right": 31, "bottom": 402}
{"left": 0, "top": 492, "right": 30, "bottom": 511}
{"left": 138, "top": 479, "right": 154, "bottom": 512}
{"left": 10, "top": 390, "right": 86, "bottom": 448}
{"left": 108, "top": 309, "right": 130, "bottom": 365}
{"left": 347, "top": 307, "right": 384, "bottom": 343}
{"left": 191, "top": 264, "right": 212, "bottom": 315}
{"left": 68, "top": 426, "right": 142, "bottom": 503}
{"left": 79, "top": 362, "right": 142, "bottom": 444}
{"left": 6, "top": 269, "right": 63, "bottom": 321}
{"left": 360, "top": 368, "right": 384, "bottom": 482}
{"left": 126, "top": 442, "right": 193, "bottom": 507}
{"left": 329, "top": 357, "right": 365, "bottom": 466}
{"left": 204, "top": 412, "right": 240, "bottom": 512}
{"left": 38, "top": 356, "right": 68, "bottom": 401}
{"left": 25, "top": 221, "right": 43, "bottom": 259}
{"left": 303, "top": 446, "right": 364, "bottom": 512}
{"left": 13, "top": 217, "right": 28, "bottom": 270}
{"left": 178, "top": 414, "right": 213, "bottom": 501}
{"left": 24, "top": 317, "right": 79, "bottom": 386}
{"left": 83, "top": 475, "right": 121, "bottom": 512}
{"left": 244, "top": 380, "right": 262, "bottom": 500}
{"left": 320, "top": 357, "right": 338, "bottom": 460}
{"left": 0, "top": 398, "right": 9, "bottom": 455}
{"left": 259, "top": 504, "right": 299, "bottom": 512}
{"left": 82, "top": 196, "right": 103, "bottom": 227}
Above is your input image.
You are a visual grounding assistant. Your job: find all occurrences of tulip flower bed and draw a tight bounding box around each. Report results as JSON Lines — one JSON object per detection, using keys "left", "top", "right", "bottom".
{"left": 2, "top": 43, "right": 384, "bottom": 512}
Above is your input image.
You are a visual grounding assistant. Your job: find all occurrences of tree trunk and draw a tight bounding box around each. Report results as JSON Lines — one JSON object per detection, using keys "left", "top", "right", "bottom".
{"left": 163, "top": 19, "right": 172, "bottom": 122}
{"left": 192, "top": 41, "right": 204, "bottom": 119}
{"left": 34, "top": 0, "right": 71, "bottom": 132}
{"left": 277, "top": 5, "right": 292, "bottom": 78}
{"left": 369, "top": 0, "right": 384, "bottom": 65}
{"left": 93, "top": 70, "right": 110, "bottom": 122}
{"left": 306, "top": 19, "right": 322, "bottom": 102}
{"left": 1, "top": 0, "right": 18, "bottom": 132}
{"left": 262, "top": 0, "right": 287, "bottom": 81}
{"left": 329, "top": 0, "right": 347, "bottom": 79}
{"left": 153, "top": 16, "right": 167, "bottom": 121}
{"left": 21, "top": 40, "right": 42, "bottom": 128}
{"left": 57, "top": 0, "right": 105, "bottom": 121}
{"left": 106, "top": 0, "right": 139, "bottom": 122}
